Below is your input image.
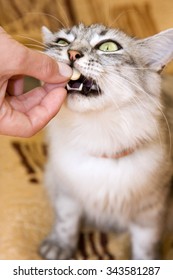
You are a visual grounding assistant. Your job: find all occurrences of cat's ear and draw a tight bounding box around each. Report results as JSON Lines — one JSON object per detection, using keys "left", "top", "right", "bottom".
{"left": 138, "top": 28, "right": 173, "bottom": 72}
{"left": 42, "top": 26, "right": 54, "bottom": 43}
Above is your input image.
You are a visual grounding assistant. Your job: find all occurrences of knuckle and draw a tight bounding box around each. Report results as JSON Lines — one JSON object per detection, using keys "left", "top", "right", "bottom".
{"left": 41, "top": 57, "right": 57, "bottom": 79}
{"left": 13, "top": 47, "right": 28, "bottom": 70}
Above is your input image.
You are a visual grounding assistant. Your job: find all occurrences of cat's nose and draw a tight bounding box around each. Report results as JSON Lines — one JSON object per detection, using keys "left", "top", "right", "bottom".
{"left": 68, "top": 50, "right": 83, "bottom": 61}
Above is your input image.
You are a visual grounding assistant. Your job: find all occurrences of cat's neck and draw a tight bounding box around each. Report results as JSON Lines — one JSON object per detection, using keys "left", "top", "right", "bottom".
{"left": 54, "top": 104, "right": 162, "bottom": 159}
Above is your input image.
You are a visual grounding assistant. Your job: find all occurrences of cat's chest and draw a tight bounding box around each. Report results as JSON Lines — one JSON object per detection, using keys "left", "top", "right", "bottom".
{"left": 48, "top": 107, "right": 166, "bottom": 227}
{"left": 49, "top": 107, "right": 164, "bottom": 197}
{"left": 50, "top": 108, "right": 140, "bottom": 158}
{"left": 50, "top": 139, "right": 163, "bottom": 221}
{"left": 49, "top": 104, "right": 160, "bottom": 158}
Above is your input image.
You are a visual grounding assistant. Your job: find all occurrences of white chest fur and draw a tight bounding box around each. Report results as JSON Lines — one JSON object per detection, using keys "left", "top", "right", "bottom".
{"left": 46, "top": 105, "right": 167, "bottom": 230}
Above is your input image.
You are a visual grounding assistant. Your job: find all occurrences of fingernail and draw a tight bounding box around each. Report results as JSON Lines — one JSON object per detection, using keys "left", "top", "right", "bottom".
{"left": 58, "top": 62, "right": 72, "bottom": 78}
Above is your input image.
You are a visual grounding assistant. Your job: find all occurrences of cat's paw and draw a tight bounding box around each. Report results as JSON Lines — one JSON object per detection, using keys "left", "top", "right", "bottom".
{"left": 40, "top": 239, "right": 74, "bottom": 260}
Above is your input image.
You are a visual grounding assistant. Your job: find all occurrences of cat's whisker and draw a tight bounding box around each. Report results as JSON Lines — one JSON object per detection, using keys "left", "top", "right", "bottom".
{"left": 95, "top": 78, "right": 102, "bottom": 96}
{"left": 108, "top": 8, "right": 136, "bottom": 29}
{"left": 16, "top": 34, "right": 47, "bottom": 48}
{"left": 100, "top": 76, "right": 129, "bottom": 118}
{"left": 104, "top": 65, "right": 162, "bottom": 109}
{"left": 102, "top": 74, "right": 164, "bottom": 149}
{"left": 104, "top": 76, "right": 142, "bottom": 120}
{"left": 105, "top": 64, "right": 151, "bottom": 71}
{"left": 110, "top": 72, "right": 168, "bottom": 146}
{"left": 25, "top": 43, "right": 46, "bottom": 50}
{"left": 97, "top": 71, "right": 164, "bottom": 159}
{"left": 131, "top": 95, "right": 164, "bottom": 150}
{"left": 25, "top": 11, "right": 68, "bottom": 28}
{"left": 126, "top": 79, "right": 172, "bottom": 156}
{"left": 100, "top": 75, "right": 125, "bottom": 108}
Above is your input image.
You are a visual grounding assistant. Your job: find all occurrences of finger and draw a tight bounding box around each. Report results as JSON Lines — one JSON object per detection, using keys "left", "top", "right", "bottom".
{"left": 43, "top": 82, "right": 67, "bottom": 92}
{"left": 0, "top": 27, "right": 72, "bottom": 83}
{"left": 0, "top": 80, "right": 8, "bottom": 105}
{"left": 24, "top": 87, "right": 67, "bottom": 136}
{"left": 0, "top": 87, "right": 66, "bottom": 137}
{"left": 7, "top": 75, "right": 24, "bottom": 96}
{"left": 18, "top": 48, "right": 72, "bottom": 83}
{"left": 7, "top": 84, "right": 67, "bottom": 112}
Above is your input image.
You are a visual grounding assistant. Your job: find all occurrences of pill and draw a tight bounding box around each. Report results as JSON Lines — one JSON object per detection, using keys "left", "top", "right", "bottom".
{"left": 71, "top": 68, "right": 81, "bottom": 80}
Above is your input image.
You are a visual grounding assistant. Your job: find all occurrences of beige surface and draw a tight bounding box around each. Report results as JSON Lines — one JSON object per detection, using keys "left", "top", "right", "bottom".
{"left": 0, "top": 133, "right": 52, "bottom": 259}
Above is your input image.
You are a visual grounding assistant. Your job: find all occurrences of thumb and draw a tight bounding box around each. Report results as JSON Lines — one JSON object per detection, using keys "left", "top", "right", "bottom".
{"left": 20, "top": 48, "right": 72, "bottom": 83}
{"left": 0, "top": 27, "right": 72, "bottom": 83}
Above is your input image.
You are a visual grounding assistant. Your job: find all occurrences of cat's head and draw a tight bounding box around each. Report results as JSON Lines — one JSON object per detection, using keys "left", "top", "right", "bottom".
{"left": 42, "top": 23, "right": 173, "bottom": 113}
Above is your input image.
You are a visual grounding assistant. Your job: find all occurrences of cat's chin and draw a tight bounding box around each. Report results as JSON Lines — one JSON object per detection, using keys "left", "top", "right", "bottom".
{"left": 65, "top": 92, "right": 109, "bottom": 113}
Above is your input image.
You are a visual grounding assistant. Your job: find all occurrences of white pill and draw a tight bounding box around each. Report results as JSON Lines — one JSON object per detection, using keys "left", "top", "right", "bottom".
{"left": 71, "top": 68, "right": 81, "bottom": 80}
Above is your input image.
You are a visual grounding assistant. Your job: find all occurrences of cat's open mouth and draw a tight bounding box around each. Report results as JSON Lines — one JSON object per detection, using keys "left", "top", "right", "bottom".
{"left": 66, "top": 72, "right": 101, "bottom": 97}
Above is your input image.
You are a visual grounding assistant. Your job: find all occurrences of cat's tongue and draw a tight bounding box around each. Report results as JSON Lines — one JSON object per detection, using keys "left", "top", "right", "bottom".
{"left": 68, "top": 80, "right": 83, "bottom": 90}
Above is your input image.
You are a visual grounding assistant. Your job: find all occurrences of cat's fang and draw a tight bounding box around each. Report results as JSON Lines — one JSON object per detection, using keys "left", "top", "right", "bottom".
{"left": 91, "top": 84, "right": 97, "bottom": 90}
{"left": 79, "top": 83, "right": 83, "bottom": 91}
{"left": 67, "top": 83, "right": 83, "bottom": 91}
{"left": 70, "top": 68, "right": 81, "bottom": 80}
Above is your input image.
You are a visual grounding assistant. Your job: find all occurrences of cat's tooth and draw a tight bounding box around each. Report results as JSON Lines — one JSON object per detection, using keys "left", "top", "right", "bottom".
{"left": 71, "top": 68, "right": 81, "bottom": 80}
{"left": 79, "top": 83, "right": 83, "bottom": 91}
{"left": 67, "top": 84, "right": 71, "bottom": 90}
{"left": 91, "top": 84, "right": 97, "bottom": 90}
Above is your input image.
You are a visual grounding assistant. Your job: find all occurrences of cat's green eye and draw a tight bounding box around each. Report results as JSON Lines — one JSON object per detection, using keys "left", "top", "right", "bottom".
{"left": 56, "top": 39, "right": 69, "bottom": 46}
{"left": 99, "top": 41, "right": 120, "bottom": 52}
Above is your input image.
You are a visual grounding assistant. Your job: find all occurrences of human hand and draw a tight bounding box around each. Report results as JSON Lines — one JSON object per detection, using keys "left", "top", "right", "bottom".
{"left": 0, "top": 27, "right": 72, "bottom": 137}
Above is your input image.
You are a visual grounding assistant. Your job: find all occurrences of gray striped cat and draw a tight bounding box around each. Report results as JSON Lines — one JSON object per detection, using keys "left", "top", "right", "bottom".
{"left": 40, "top": 24, "right": 173, "bottom": 259}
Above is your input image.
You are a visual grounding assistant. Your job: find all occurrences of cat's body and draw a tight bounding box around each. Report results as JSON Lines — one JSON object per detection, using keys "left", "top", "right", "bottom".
{"left": 40, "top": 24, "right": 173, "bottom": 260}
